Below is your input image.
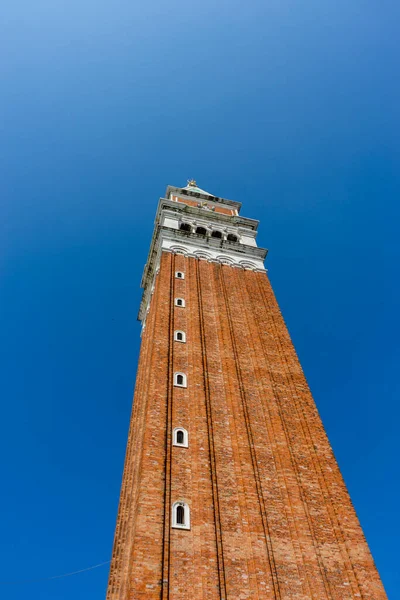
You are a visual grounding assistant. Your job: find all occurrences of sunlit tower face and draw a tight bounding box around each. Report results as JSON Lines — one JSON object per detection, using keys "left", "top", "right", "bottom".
{"left": 106, "top": 182, "right": 387, "bottom": 600}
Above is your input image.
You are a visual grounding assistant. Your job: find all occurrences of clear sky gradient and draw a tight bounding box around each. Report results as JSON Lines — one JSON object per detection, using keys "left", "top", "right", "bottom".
{"left": 0, "top": 1, "right": 398, "bottom": 598}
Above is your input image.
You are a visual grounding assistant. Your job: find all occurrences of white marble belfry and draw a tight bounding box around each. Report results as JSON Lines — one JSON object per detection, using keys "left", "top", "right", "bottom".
{"left": 138, "top": 182, "right": 268, "bottom": 325}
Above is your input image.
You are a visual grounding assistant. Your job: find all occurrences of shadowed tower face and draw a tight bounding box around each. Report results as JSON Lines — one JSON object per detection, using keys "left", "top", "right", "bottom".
{"left": 106, "top": 183, "right": 386, "bottom": 600}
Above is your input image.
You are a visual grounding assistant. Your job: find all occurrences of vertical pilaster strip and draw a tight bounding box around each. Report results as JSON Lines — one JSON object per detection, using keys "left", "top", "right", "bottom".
{"left": 257, "top": 273, "right": 356, "bottom": 593}
{"left": 161, "top": 251, "right": 176, "bottom": 600}
{"left": 196, "top": 258, "right": 228, "bottom": 600}
{"left": 255, "top": 272, "right": 383, "bottom": 598}
{"left": 218, "top": 264, "right": 283, "bottom": 600}
{"left": 210, "top": 261, "right": 272, "bottom": 598}
{"left": 249, "top": 270, "right": 335, "bottom": 598}
{"left": 187, "top": 256, "right": 221, "bottom": 597}
{"left": 239, "top": 268, "right": 320, "bottom": 598}
{"left": 106, "top": 256, "right": 161, "bottom": 600}
{"left": 126, "top": 250, "right": 173, "bottom": 598}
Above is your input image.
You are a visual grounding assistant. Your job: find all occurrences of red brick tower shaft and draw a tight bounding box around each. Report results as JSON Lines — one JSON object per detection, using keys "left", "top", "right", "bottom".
{"left": 106, "top": 183, "right": 386, "bottom": 599}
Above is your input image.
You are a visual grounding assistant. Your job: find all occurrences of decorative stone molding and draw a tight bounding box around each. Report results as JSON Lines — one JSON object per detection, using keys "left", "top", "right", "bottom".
{"left": 138, "top": 189, "right": 268, "bottom": 322}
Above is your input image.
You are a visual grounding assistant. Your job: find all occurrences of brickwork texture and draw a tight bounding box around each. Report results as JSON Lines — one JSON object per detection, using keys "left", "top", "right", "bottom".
{"left": 106, "top": 252, "right": 387, "bottom": 600}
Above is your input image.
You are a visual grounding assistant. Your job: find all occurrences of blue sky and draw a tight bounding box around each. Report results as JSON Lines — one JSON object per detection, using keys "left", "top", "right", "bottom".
{"left": 0, "top": 1, "right": 399, "bottom": 597}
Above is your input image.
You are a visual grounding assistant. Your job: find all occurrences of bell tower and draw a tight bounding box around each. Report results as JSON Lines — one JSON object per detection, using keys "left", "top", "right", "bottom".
{"left": 106, "top": 182, "right": 386, "bottom": 599}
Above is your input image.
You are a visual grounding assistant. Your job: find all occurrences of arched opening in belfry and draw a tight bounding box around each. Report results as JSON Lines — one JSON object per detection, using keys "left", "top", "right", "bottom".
{"left": 196, "top": 226, "right": 207, "bottom": 236}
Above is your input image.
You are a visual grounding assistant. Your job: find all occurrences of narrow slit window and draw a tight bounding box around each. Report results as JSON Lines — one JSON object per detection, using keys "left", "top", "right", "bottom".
{"left": 176, "top": 505, "right": 185, "bottom": 524}
{"left": 175, "top": 271, "right": 185, "bottom": 279}
{"left": 175, "top": 298, "right": 185, "bottom": 307}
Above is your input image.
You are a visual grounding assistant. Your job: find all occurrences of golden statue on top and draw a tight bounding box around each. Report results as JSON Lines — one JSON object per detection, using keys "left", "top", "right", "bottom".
{"left": 187, "top": 179, "right": 197, "bottom": 187}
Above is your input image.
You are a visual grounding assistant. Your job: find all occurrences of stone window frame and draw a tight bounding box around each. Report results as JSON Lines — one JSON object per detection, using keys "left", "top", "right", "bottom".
{"left": 174, "top": 372, "right": 187, "bottom": 388}
{"left": 173, "top": 427, "right": 189, "bottom": 448}
{"left": 175, "top": 271, "right": 185, "bottom": 279}
{"left": 174, "top": 298, "right": 186, "bottom": 308}
{"left": 172, "top": 501, "right": 191, "bottom": 530}
{"left": 174, "top": 330, "right": 186, "bottom": 343}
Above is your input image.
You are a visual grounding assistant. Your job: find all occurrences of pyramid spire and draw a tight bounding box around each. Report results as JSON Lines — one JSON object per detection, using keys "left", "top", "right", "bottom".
{"left": 183, "top": 179, "right": 213, "bottom": 196}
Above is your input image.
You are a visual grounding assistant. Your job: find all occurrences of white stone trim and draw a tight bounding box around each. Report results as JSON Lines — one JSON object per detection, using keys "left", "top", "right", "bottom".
{"left": 173, "top": 427, "right": 189, "bottom": 448}
{"left": 174, "top": 298, "right": 185, "bottom": 308}
{"left": 239, "top": 260, "right": 257, "bottom": 270}
{"left": 172, "top": 501, "right": 190, "bottom": 530}
{"left": 163, "top": 239, "right": 265, "bottom": 270}
{"left": 174, "top": 372, "right": 187, "bottom": 388}
{"left": 138, "top": 196, "right": 267, "bottom": 321}
{"left": 193, "top": 250, "right": 212, "bottom": 260}
{"left": 170, "top": 245, "right": 189, "bottom": 255}
{"left": 216, "top": 255, "right": 234, "bottom": 265}
{"left": 175, "top": 271, "right": 185, "bottom": 279}
{"left": 162, "top": 208, "right": 259, "bottom": 244}
{"left": 174, "top": 330, "right": 186, "bottom": 343}
{"left": 171, "top": 245, "right": 189, "bottom": 254}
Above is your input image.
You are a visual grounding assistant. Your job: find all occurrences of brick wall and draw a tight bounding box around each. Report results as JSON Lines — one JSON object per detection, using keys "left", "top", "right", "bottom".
{"left": 174, "top": 196, "right": 235, "bottom": 216}
{"left": 106, "top": 252, "right": 387, "bottom": 600}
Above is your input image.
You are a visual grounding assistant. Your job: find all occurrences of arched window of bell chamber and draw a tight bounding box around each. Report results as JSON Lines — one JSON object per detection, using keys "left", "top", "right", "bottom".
{"left": 174, "top": 372, "right": 187, "bottom": 388}
{"left": 195, "top": 226, "right": 207, "bottom": 236}
{"left": 179, "top": 222, "right": 191, "bottom": 232}
{"left": 211, "top": 230, "right": 223, "bottom": 239}
{"left": 175, "top": 298, "right": 185, "bottom": 307}
{"left": 227, "top": 233, "right": 238, "bottom": 242}
{"left": 174, "top": 330, "right": 186, "bottom": 343}
{"left": 175, "top": 271, "right": 185, "bottom": 279}
{"left": 173, "top": 427, "right": 188, "bottom": 447}
{"left": 172, "top": 501, "right": 190, "bottom": 529}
